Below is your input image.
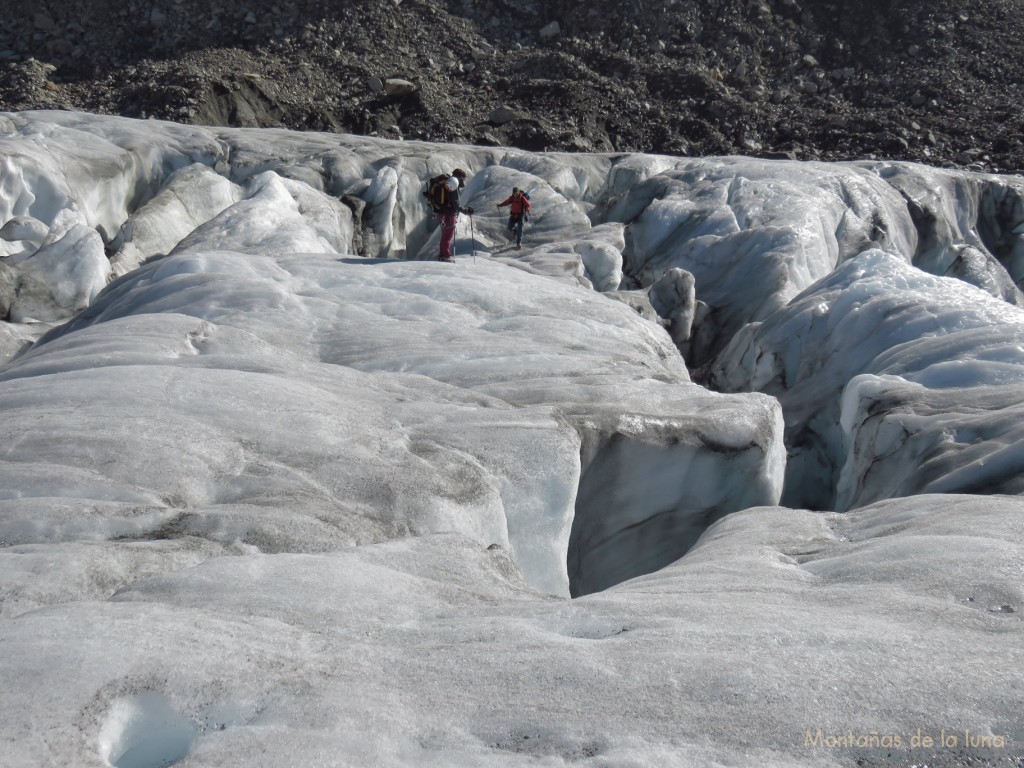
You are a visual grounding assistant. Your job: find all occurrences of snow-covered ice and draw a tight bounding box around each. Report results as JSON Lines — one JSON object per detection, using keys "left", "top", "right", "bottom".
{"left": 0, "top": 111, "right": 1022, "bottom": 766}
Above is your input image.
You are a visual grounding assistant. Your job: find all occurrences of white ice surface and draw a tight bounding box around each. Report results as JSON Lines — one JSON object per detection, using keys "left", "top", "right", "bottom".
{"left": 708, "top": 248, "right": 1024, "bottom": 511}
{"left": 1, "top": 498, "right": 1021, "bottom": 767}
{"left": 0, "top": 112, "right": 1022, "bottom": 766}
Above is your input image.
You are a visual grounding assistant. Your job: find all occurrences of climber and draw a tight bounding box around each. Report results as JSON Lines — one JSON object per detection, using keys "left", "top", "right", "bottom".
{"left": 426, "top": 168, "right": 473, "bottom": 262}
{"left": 496, "top": 186, "right": 531, "bottom": 249}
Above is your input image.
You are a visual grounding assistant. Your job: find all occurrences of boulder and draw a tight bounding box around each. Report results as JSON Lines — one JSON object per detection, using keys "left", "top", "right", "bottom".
{"left": 384, "top": 78, "right": 416, "bottom": 97}
{"left": 539, "top": 21, "right": 561, "bottom": 40}
{"left": 488, "top": 105, "right": 518, "bottom": 125}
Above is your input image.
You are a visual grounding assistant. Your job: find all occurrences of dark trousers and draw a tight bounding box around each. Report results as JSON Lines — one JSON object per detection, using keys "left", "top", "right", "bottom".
{"left": 508, "top": 214, "right": 525, "bottom": 245}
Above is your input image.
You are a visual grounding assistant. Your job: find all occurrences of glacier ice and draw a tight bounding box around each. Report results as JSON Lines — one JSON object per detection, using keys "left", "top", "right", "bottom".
{"left": 0, "top": 111, "right": 1022, "bottom": 766}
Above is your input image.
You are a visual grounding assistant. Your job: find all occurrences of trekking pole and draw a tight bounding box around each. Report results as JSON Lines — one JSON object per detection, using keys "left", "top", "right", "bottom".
{"left": 470, "top": 213, "right": 476, "bottom": 264}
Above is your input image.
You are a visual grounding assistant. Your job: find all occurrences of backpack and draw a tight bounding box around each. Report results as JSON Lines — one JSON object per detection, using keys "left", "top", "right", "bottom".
{"left": 425, "top": 174, "right": 450, "bottom": 212}
{"left": 516, "top": 190, "right": 531, "bottom": 220}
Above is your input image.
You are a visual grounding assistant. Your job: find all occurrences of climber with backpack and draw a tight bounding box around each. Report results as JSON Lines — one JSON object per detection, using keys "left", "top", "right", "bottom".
{"left": 496, "top": 186, "right": 531, "bottom": 250}
{"left": 424, "top": 168, "right": 473, "bottom": 263}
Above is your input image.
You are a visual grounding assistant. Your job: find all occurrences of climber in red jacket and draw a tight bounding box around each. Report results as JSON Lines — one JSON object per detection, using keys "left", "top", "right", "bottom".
{"left": 497, "top": 187, "right": 532, "bottom": 250}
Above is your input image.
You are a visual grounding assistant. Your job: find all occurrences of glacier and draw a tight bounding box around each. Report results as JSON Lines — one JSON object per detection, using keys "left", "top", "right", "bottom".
{"left": 0, "top": 111, "right": 1021, "bottom": 767}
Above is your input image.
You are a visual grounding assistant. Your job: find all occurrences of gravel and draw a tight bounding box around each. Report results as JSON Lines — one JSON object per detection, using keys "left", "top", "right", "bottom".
{"left": 2, "top": 0, "right": 1022, "bottom": 172}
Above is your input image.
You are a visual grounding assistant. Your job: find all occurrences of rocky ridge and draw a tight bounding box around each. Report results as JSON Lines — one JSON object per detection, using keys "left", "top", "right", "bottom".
{"left": 2, "top": 0, "right": 1023, "bottom": 172}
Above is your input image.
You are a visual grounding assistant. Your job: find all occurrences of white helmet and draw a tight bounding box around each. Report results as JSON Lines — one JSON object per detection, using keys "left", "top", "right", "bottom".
{"left": 445, "top": 176, "right": 460, "bottom": 191}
